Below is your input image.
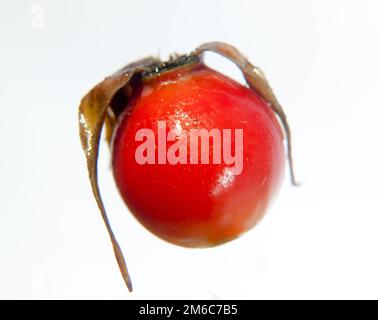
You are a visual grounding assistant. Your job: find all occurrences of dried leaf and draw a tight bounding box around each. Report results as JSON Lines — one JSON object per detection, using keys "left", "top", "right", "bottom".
{"left": 194, "top": 42, "right": 299, "bottom": 185}
{"left": 78, "top": 57, "right": 160, "bottom": 291}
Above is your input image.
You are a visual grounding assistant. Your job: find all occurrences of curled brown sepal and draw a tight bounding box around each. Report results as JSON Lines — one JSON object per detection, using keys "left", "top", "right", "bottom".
{"left": 78, "top": 57, "right": 160, "bottom": 291}
{"left": 193, "top": 42, "right": 299, "bottom": 186}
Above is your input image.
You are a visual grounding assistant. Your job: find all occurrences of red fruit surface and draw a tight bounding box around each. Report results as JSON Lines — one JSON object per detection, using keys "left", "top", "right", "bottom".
{"left": 112, "top": 63, "right": 285, "bottom": 247}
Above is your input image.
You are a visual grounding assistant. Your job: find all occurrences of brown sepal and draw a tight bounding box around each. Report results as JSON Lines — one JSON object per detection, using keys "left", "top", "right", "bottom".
{"left": 78, "top": 57, "right": 160, "bottom": 291}
{"left": 194, "top": 42, "right": 299, "bottom": 185}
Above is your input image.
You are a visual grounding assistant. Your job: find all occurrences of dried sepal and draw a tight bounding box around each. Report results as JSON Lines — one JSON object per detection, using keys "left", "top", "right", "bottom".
{"left": 193, "top": 42, "right": 299, "bottom": 185}
{"left": 78, "top": 57, "right": 160, "bottom": 291}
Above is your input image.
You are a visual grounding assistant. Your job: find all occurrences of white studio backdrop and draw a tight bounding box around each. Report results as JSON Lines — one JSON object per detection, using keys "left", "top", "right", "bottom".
{"left": 0, "top": 0, "right": 378, "bottom": 299}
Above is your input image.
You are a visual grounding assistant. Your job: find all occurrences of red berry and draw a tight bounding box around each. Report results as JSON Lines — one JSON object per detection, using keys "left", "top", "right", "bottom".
{"left": 78, "top": 42, "right": 297, "bottom": 290}
{"left": 112, "top": 63, "right": 285, "bottom": 247}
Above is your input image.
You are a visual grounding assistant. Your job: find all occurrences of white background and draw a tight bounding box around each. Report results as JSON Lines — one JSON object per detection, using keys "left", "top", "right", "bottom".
{"left": 1, "top": 0, "right": 378, "bottom": 299}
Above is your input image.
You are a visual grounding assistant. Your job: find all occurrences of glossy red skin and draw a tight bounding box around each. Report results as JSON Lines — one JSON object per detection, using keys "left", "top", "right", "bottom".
{"left": 112, "top": 63, "right": 285, "bottom": 247}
